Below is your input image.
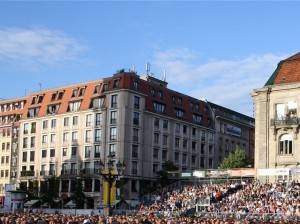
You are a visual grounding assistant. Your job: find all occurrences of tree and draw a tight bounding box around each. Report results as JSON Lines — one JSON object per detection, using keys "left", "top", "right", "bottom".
{"left": 220, "top": 147, "right": 248, "bottom": 169}
{"left": 40, "top": 177, "right": 60, "bottom": 208}
{"left": 70, "top": 177, "right": 86, "bottom": 209}
{"left": 156, "top": 161, "right": 178, "bottom": 188}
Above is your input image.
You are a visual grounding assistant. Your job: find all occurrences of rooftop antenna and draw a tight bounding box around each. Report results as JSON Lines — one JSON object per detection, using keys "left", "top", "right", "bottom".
{"left": 162, "top": 70, "right": 167, "bottom": 81}
{"left": 146, "top": 63, "right": 150, "bottom": 76}
{"left": 131, "top": 66, "right": 136, "bottom": 72}
{"left": 39, "top": 83, "right": 42, "bottom": 91}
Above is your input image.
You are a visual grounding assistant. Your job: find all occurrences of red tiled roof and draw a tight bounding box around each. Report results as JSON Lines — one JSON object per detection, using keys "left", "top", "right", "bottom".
{"left": 265, "top": 52, "right": 300, "bottom": 86}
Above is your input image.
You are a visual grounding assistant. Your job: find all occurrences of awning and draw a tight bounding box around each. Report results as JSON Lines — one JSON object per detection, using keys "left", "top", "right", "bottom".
{"left": 64, "top": 200, "right": 76, "bottom": 208}
{"left": 24, "top": 200, "right": 39, "bottom": 207}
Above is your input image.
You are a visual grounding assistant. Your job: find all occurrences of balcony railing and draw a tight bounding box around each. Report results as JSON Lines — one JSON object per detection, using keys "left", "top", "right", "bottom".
{"left": 20, "top": 170, "right": 35, "bottom": 177}
{"left": 270, "top": 117, "right": 300, "bottom": 126}
{"left": 40, "top": 170, "right": 56, "bottom": 176}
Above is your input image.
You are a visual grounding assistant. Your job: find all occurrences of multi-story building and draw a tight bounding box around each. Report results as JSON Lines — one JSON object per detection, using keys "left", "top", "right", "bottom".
{"left": 0, "top": 97, "right": 26, "bottom": 205}
{"left": 207, "top": 102, "right": 255, "bottom": 166}
{"left": 253, "top": 52, "right": 300, "bottom": 182}
{"left": 0, "top": 69, "right": 254, "bottom": 208}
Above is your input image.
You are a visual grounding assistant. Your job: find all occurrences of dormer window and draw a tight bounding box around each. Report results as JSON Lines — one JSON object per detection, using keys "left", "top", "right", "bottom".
{"left": 78, "top": 87, "right": 85, "bottom": 97}
{"left": 172, "top": 96, "right": 176, "bottom": 104}
{"left": 51, "top": 93, "right": 57, "bottom": 101}
{"left": 47, "top": 104, "right": 60, "bottom": 115}
{"left": 113, "top": 79, "right": 120, "bottom": 88}
{"left": 177, "top": 98, "right": 182, "bottom": 106}
{"left": 133, "top": 81, "right": 139, "bottom": 91}
{"left": 38, "top": 95, "right": 44, "bottom": 104}
{"left": 57, "top": 91, "right": 64, "bottom": 100}
{"left": 72, "top": 89, "right": 78, "bottom": 98}
{"left": 94, "top": 85, "right": 101, "bottom": 94}
{"left": 158, "top": 91, "right": 162, "bottom": 99}
{"left": 31, "top": 97, "right": 37, "bottom": 105}
{"left": 103, "top": 83, "right": 109, "bottom": 92}
{"left": 150, "top": 88, "right": 155, "bottom": 97}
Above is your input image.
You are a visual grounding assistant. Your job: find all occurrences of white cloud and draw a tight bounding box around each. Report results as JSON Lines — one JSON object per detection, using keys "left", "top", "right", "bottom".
{"left": 153, "top": 48, "right": 289, "bottom": 117}
{"left": 0, "top": 27, "right": 86, "bottom": 68}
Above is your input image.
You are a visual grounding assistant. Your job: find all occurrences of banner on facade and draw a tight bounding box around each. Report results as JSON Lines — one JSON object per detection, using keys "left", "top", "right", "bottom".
{"left": 205, "top": 169, "right": 230, "bottom": 177}
{"left": 291, "top": 168, "right": 300, "bottom": 175}
{"left": 230, "top": 168, "right": 256, "bottom": 177}
{"left": 193, "top": 170, "right": 205, "bottom": 178}
{"left": 258, "top": 168, "right": 289, "bottom": 176}
{"left": 225, "top": 124, "right": 241, "bottom": 137}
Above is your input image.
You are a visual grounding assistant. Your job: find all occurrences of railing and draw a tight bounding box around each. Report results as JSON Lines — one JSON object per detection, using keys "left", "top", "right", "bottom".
{"left": 40, "top": 170, "right": 56, "bottom": 176}
{"left": 20, "top": 170, "right": 35, "bottom": 177}
{"left": 270, "top": 117, "right": 300, "bottom": 126}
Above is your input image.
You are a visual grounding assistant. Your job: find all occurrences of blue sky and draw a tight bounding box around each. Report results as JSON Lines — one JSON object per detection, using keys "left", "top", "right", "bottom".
{"left": 0, "top": 1, "right": 299, "bottom": 117}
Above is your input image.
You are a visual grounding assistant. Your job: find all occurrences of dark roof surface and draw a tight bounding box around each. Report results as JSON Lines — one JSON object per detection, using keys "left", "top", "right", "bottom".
{"left": 265, "top": 52, "right": 300, "bottom": 86}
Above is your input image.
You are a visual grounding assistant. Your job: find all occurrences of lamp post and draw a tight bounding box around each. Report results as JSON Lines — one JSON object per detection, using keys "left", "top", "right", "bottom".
{"left": 96, "top": 155, "right": 126, "bottom": 216}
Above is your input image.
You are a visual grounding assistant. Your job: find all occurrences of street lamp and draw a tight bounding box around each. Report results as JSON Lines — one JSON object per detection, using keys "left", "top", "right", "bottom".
{"left": 96, "top": 155, "right": 126, "bottom": 216}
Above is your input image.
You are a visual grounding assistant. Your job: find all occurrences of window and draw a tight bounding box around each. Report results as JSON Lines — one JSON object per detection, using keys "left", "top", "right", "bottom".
{"left": 23, "top": 137, "right": 28, "bottom": 148}
{"left": 192, "top": 128, "right": 196, "bottom": 136}
{"left": 95, "top": 129, "right": 101, "bottom": 142}
{"left": 30, "top": 136, "right": 35, "bottom": 148}
{"left": 72, "top": 132, "right": 78, "bottom": 142}
{"left": 158, "top": 90, "right": 162, "bottom": 99}
{"left": 58, "top": 91, "right": 64, "bottom": 100}
{"left": 109, "top": 144, "right": 116, "bottom": 157}
{"left": 113, "top": 79, "right": 119, "bottom": 88}
{"left": 153, "top": 164, "right": 159, "bottom": 173}
{"left": 22, "top": 152, "right": 27, "bottom": 162}
{"left": 42, "top": 149, "right": 47, "bottom": 158}
{"left": 71, "top": 89, "right": 78, "bottom": 98}
{"left": 24, "top": 123, "right": 29, "bottom": 134}
{"left": 163, "top": 135, "right": 168, "bottom": 145}
{"left": 62, "top": 148, "right": 67, "bottom": 157}
{"left": 51, "top": 119, "right": 56, "bottom": 128}
{"left": 5, "top": 156, "right": 9, "bottom": 164}
{"left": 31, "top": 122, "right": 36, "bottom": 133}
{"left": 67, "top": 101, "right": 81, "bottom": 112}
{"left": 103, "top": 83, "right": 108, "bottom": 92}
{"left": 195, "top": 104, "right": 199, "bottom": 111}
{"left": 182, "top": 154, "right": 187, "bottom": 164}
{"left": 163, "top": 120, "right": 168, "bottom": 129}
{"left": 90, "top": 97, "right": 104, "bottom": 109}
{"left": 193, "top": 114, "right": 202, "bottom": 124}
{"left": 111, "top": 111, "right": 117, "bottom": 124}
{"left": 134, "top": 96, "right": 140, "bottom": 109}
{"left": 111, "top": 95, "right": 117, "bottom": 108}
{"left": 162, "top": 150, "right": 167, "bottom": 161}
{"left": 182, "top": 139, "right": 187, "bottom": 148}
{"left": 78, "top": 87, "right": 85, "bottom": 97}
{"left": 133, "top": 112, "right": 139, "bottom": 125}
{"left": 94, "top": 84, "right": 101, "bottom": 94}
{"left": 71, "top": 146, "right": 77, "bottom": 156}
{"left": 50, "top": 134, "right": 56, "bottom": 143}
{"left": 201, "top": 130, "right": 206, "bottom": 141}
{"left": 72, "top": 116, "right": 78, "bottom": 125}
{"left": 133, "top": 128, "right": 139, "bottom": 142}
{"left": 192, "top": 155, "right": 196, "bottom": 165}
{"left": 174, "top": 108, "right": 185, "bottom": 118}
{"left": 190, "top": 102, "right": 194, "bottom": 110}
{"left": 85, "top": 130, "right": 91, "bottom": 143}
{"left": 63, "top": 132, "right": 69, "bottom": 142}
{"left": 110, "top": 127, "right": 117, "bottom": 140}
{"left": 177, "top": 97, "right": 182, "bottom": 106}
{"left": 192, "top": 141, "right": 196, "bottom": 150}
{"left": 2, "top": 143, "right": 5, "bottom": 151}
{"left": 86, "top": 114, "right": 92, "bottom": 127}
{"left": 47, "top": 104, "right": 60, "bottom": 115}
{"left": 64, "top": 117, "right": 69, "bottom": 126}
{"left": 153, "top": 148, "right": 159, "bottom": 159}
{"left": 132, "top": 145, "right": 138, "bottom": 158}
{"left": 288, "top": 101, "right": 297, "bottom": 117}
{"left": 94, "top": 145, "right": 100, "bottom": 158}
{"left": 154, "top": 133, "right": 159, "bottom": 143}
{"left": 175, "top": 138, "right": 180, "bottom": 147}
{"left": 174, "top": 152, "right": 179, "bottom": 162}
{"left": 150, "top": 88, "right": 155, "bottom": 96}
{"left": 183, "top": 125, "right": 187, "bottom": 134}
{"left": 95, "top": 113, "right": 102, "bottom": 126}
{"left": 154, "top": 118, "right": 159, "bottom": 128}
{"left": 279, "top": 134, "right": 293, "bottom": 155}
{"left": 209, "top": 132, "right": 214, "bottom": 141}
{"left": 85, "top": 146, "right": 91, "bottom": 158}
{"left": 52, "top": 92, "right": 58, "bottom": 101}
{"left": 153, "top": 102, "right": 166, "bottom": 113}
{"left": 131, "top": 161, "right": 137, "bottom": 175}
{"left": 42, "top": 120, "right": 48, "bottom": 129}
{"left": 6, "top": 142, "right": 10, "bottom": 150}
{"left": 50, "top": 149, "right": 55, "bottom": 157}
{"left": 133, "top": 81, "right": 139, "bottom": 91}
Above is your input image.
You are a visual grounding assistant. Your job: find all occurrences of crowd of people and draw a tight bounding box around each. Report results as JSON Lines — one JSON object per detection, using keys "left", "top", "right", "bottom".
{"left": 2, "top": 180, "right": 300, "bottom": 223}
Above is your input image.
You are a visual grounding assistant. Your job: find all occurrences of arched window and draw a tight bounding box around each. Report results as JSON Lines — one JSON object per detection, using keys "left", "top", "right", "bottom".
{"left": 279, "top": 134, "right": 293, "bottom": 155}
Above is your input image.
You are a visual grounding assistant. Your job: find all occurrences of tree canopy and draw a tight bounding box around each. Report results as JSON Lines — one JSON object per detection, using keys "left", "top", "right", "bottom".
{"left": 219, "top": 147, "right": 248, "bottom": 169}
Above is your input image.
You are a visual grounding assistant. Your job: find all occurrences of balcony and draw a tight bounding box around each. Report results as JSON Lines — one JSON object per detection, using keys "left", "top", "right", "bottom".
{"left": 20, "top": 170, "right": 35, "bottom": 177}
{"left": 60, "top": 169, "right": 78, "bottom": 176}
{"left": 40, "top": 170, "right": 56, "bottom": 176}
{"left": 270, "top": 117, "right": 300, "bottom": 127}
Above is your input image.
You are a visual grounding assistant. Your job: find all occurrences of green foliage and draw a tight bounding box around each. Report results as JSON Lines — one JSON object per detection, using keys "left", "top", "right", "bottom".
{"left": 40, "top": 177, "right": 60, "bottom": 208}
{"left": 70, "top": 177, "right": 86, "bottom": 209}
{"left": 220, "top": 147, "right": 248, "bottom": 169}
{"left": 156, "top": 161, "right": 178, "bottom": 188}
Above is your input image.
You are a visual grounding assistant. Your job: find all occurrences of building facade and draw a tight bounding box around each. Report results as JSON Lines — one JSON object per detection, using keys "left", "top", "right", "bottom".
{"left": 0, "top": 69, "right": 254, "bottom": 208}
{"left": 253, "top": 53, "right": 300, "bottom": 182}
